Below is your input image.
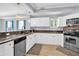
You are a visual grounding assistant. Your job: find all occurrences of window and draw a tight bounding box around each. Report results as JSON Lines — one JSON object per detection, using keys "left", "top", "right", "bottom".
{"left": 0, "top": 20, "right": 2, "bottom": 31}
{"left": 5, "top": 20, "right": 14, "bottom": 32}
{"left": 17, "top": 20, "right": 26, "bottom": 30}
{"left": 50, "top": 18, "right": 57, "bottom": 28}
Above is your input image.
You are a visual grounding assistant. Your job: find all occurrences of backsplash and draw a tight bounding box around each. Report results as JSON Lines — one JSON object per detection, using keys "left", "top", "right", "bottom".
{"left": 0, "top": 33, "right": 6, "bottom": 37}
{"left": 0, "top": 29, "right": 63, "bottom": 38}
{"left": 0, "top": 30, "right": 32, "bottom": 37}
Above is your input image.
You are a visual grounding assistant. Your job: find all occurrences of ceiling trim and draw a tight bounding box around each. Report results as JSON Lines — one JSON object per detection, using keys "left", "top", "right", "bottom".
{"left": 30, "top": 10, "right": 75, "bottom": 18}
{"left": 26, "top": 3, "right": 36, "bottom": 12}
{"left": 35, "top": 5, "right": 79, "bottom": 12}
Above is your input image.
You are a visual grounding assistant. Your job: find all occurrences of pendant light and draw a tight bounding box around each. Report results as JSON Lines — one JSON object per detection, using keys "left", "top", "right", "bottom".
{"left": 15, "top": 3, "right": 21, "bottom": 20}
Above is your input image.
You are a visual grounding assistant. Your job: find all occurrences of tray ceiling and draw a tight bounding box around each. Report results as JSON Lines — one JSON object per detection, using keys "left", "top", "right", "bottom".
{"left": 28, "top": 3, "right": 79, "bottom": 17}
{"left": 0, "top": 3, "right": 79, "bottom": 17}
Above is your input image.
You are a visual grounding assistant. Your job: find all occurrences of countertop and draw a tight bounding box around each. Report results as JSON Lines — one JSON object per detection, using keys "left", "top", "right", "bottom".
{"left": 0, "top": 33, "right": 33, "bottom": 44}
{"left": 0, "top": 30, "right": 63, "bottom": 44}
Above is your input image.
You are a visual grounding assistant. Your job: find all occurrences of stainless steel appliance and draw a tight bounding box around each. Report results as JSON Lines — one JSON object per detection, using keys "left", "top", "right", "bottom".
{"left": 66, "top": 18, "right": 79, "bottom": 25}
{"left": 14, "top": 36, "right": 26, "bottom": 56}
{"left": 64, "top": 29, "right": 79, "bottom": 52}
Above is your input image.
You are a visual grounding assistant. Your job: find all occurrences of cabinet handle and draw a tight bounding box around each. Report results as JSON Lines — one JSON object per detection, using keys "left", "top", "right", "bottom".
{"left": 9, "top": 43, "right": 12, "bottom": 46}
{"left": 9, "top": 44, "right": 14, "bottom": 48}
{"left": 13, "top": 46, "right": 14, "bottom": 48}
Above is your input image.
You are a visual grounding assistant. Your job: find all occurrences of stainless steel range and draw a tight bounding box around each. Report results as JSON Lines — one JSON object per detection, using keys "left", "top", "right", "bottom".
{"left": 64, "top": 28, "right": 79, "bottom": 52}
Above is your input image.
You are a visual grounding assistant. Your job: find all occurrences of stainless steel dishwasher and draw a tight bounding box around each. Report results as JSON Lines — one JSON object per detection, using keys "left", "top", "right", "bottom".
{"left": 14, "top": 36, "right": 26, "bottom": 56}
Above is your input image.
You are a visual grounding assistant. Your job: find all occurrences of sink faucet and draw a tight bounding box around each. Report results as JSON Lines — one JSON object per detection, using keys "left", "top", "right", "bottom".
{"left": 6, "top": 33, "right": 10, "bottom": 36}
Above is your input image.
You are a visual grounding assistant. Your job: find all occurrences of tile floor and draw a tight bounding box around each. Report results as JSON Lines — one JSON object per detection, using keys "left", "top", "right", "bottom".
{"left": 26, "top": 44, "right": 79, "bottom": 56}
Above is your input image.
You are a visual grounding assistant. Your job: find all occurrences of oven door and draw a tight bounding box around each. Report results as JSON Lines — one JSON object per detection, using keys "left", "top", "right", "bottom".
{"left": 65, "top": 35, "right": 76, "bottom": 45}
{"left": 69, "top": 37, "right": 76, "bottom": 45}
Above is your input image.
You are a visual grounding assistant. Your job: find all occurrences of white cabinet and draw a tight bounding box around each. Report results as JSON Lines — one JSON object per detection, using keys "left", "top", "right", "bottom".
{"left": 0, "top": 41, "right": 14, "bottom": 56}
{"left": 4, "top": 41, "right": 14, "bottom": 56}
{"left": 26, "top": 34, "right": 36, "bottom": 53}
{"left": 36, "top": 33, "right": 64, "bottom": 46}
{"left": 32, "top": 34, "right": 37, "bottom": 44}
{"left": 30, "top": 17, "right": 50, "bottom": 27}
{"left": 0, "top": 44, "right": 5, "bottom": 56}
{"left": 26, "top": 35, "right": 33, "bottom": 53}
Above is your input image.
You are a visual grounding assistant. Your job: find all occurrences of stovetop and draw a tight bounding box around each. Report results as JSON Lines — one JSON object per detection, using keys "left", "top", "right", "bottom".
{"left": 64, "top": 32, "right": 79, "bottom": 37}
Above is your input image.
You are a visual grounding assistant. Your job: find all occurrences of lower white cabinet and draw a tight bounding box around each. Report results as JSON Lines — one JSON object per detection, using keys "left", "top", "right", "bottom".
{"left": 4, "top": 41, "right": 14, "bottom": 56}
{"left": 36, "top": 33, "right": 64, "bottom": 46}
{"left": 0, "top": 41, "right": 14, "bottom": 56}
{"left": 26, "top": 34, "right": 36, "bottom": 53}
{"left": 0, "top": 44, "right": 5, "bottom": 56}
{"left": 26, "top": 33, "right": 64, "bottom": 53}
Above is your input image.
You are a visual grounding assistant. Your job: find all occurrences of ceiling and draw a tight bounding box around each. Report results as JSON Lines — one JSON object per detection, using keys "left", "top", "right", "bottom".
{"left": 28, "top": 3, "right": 79, "bottom": 17}
{"left": 0, "top": 3, "right": 32, "bottom": 17}
{"left": 0, "top": 3, "right": 79, "bottom": 17}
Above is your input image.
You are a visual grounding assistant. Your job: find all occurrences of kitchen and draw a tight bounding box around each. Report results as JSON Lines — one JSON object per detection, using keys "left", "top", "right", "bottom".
{"left": 0, "top": 3, "right": 79, "bottom": 56}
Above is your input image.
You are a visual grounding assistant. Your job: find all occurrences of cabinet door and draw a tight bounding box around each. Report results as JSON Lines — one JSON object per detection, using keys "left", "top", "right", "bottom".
{"left": 36, "top": 33, "right": 52, "bottom": 44}
{"left": 30, "top": 34, "right": 36, "bottom": 47}
{"left": 36, "top": 33, "right": 64, "bottom": 46}
{"left": 4, "top": 41, "right": 14, "bottom": 56}
{"left": 26, "top": 35, "right": 32, "bottom": 53}
{"left": 26, "top": 34, "right": 36, "bottom": 53}
{"left": 0, "top": 44, "right": 5, "bottom": 56}
{"left": 32, "top": 34, "right": 37, "bottom": 44}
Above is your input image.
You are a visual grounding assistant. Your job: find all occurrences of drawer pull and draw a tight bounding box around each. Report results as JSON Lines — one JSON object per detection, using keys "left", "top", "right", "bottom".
{"left": 9, "top": 44, "right": 11, "bottom": 46}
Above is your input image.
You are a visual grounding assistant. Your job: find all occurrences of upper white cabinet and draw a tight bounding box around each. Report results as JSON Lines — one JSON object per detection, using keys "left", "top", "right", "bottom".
{"left": 30, "top": 17, "right": 50, "bottom": 27}
{"left": 30, "top": 17, "right": 66, "bottom": 29}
